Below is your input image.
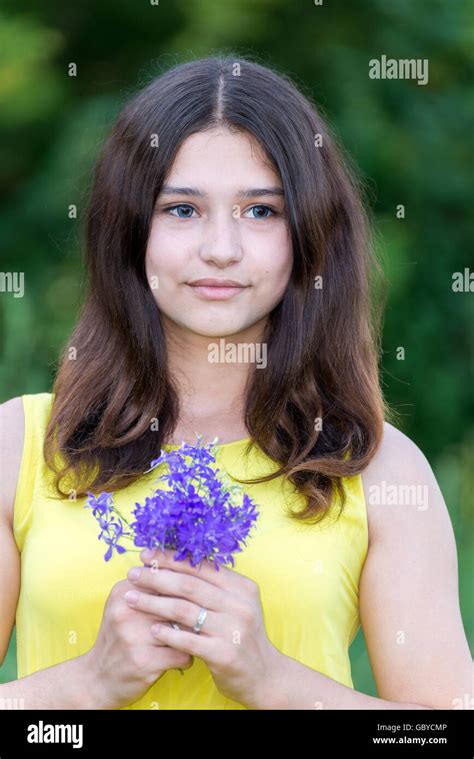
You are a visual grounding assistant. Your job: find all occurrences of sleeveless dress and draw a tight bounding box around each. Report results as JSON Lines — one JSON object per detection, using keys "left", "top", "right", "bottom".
{"left": 13, "top": 393, "right": 369, "bottom": 709}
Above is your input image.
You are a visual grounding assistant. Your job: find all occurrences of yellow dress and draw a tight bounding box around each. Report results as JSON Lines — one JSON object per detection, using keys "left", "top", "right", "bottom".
{"left": 13, "top": 393, "right": 368, "bottom": 709}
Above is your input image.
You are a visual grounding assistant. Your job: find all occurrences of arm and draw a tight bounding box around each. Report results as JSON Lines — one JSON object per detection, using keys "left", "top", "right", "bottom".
{"left": 250, "top": 423, "right": 473, "bottom": 709}
{"left": 0, "top": 654, "right": 111, "bottom": 710}
{"left": 0, "top": 398, "right": 112, "bottom": 710}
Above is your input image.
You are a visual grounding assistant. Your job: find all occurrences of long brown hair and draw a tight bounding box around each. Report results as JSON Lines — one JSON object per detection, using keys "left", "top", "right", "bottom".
{"left": 44, "top": 55, "right": 391, "bottom": 524}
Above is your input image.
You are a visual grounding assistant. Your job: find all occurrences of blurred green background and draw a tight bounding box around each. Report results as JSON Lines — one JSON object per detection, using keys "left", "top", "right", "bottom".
{"left": 0, "top": 0, "right": 472, "bottom": 698}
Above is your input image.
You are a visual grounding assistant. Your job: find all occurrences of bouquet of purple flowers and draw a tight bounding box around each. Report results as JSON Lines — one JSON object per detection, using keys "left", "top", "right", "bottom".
{"left": 85, "top": 435, "right": 260, "bottom": 571}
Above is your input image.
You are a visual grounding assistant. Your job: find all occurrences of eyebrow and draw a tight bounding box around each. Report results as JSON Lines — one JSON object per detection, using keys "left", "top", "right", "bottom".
{"left": 159, "top": 185, "right": 285, "bottom": 199}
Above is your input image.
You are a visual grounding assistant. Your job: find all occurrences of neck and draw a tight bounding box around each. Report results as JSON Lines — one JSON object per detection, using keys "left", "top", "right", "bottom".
{"left": 162, "top": 317, "right": 265, "bottom": 445}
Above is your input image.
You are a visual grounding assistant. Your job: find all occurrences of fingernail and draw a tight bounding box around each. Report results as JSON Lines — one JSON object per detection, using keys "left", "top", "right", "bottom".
{"left": 128, "top": 567, "right": 141, "bottom": 581}
{"left": 141, "top": 548, "right": 154, "bottom": 561}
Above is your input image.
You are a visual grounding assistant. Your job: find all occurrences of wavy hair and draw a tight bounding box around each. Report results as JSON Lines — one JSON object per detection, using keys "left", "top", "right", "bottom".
{"left": 44, "top": 54, "right": 391, "bottom": 524}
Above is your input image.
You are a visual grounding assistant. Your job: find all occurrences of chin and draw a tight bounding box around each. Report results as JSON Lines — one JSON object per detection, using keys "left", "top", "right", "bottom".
{"left": 189, "top": 325, "right": 247, "bottom": 338}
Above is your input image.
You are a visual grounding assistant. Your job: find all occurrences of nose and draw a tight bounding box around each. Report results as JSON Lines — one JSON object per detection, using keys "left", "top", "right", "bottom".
{"left": 198, "top": 210, "right": 244, "bottom": 267}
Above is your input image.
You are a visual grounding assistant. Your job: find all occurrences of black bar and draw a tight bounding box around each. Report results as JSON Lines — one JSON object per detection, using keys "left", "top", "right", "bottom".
{"left": 0, "top": 708, "right": 472, "bottom": 756}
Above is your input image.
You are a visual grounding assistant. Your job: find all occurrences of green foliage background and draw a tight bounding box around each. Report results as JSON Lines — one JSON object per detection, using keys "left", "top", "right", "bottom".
{"left": 0, "top": 0, "right": 472, "bottom": 698}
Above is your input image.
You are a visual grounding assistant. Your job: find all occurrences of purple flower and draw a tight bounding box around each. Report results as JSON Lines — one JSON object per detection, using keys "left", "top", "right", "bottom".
{"left": 85, "top": 491, "right": 132, "bottom": 561}
{"left": 85, "top": 435, "right": 259, "bottom": 569}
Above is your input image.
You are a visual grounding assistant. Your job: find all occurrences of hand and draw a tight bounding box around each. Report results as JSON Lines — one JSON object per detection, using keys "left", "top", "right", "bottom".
{"left": 125, "top": 547, "right": 281, "bottom": 708}
{"left": 84, "top": 576, "right": 195, "bottom": 709}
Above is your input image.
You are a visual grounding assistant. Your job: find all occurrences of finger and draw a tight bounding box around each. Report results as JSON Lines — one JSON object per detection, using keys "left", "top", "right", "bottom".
{"left": 127, "top": 602, "right": 195, "bottom": 637}
{"left": 146, "top": 642, "right": 194, "bottom": 674}
{"left": 150, "top": 622, "right": 215, "bottom": 663}
{"left": 125, "top": 590, "right": 216, "bottom": 635}
{"left": 139, "top": 546, "right": 239, "bottom": 590}
{"left": 128, "top": 565, "right": 225, "bottom": 612}
{"left": 126, "top": 600, "right": 196, "bottom": 645}
{"left": 149, "top": 619, "right": 195, "bottom": 641}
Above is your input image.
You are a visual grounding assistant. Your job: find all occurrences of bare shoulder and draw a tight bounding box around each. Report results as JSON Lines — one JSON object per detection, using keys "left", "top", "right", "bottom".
{"left": 358, "top": 422, "right": 472, "bottom": 707}
{"left": 361, "top": 421, "right": 451, "bottom": 546}
{"left": 0, "top": 396, "right": 25, "bottom": 528}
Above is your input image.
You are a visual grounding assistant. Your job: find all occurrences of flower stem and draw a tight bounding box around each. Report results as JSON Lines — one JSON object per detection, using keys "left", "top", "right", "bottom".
{"left": 112, "top": 505, "right": 132, "bottom": 528}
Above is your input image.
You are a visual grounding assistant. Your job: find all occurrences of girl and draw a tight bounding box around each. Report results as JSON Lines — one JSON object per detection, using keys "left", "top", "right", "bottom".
{"left": 0, "top": 56, "right": 471, "bottom": 710}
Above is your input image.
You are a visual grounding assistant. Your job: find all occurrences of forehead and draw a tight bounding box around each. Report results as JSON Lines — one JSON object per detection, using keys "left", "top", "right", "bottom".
{"left": 165, "top": 128, "right": 281, "bottom": 190}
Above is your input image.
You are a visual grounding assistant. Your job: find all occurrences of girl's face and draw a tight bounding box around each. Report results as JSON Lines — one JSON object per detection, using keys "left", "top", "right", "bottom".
{"left": 145, "top": 127, "right": 293, "bottom": 339}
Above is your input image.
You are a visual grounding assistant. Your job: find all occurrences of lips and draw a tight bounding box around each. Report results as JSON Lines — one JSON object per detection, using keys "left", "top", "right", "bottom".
{"left": 188, "top": 279, "right": 246, "bottom": 288}
{"left": 186, "top": 279, "right": 248, "bottom": 301}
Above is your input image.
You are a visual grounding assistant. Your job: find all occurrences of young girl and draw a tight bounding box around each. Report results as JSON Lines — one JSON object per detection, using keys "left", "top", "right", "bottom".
{"left": 0, "top": 56, "right": 471, "bottom": 710}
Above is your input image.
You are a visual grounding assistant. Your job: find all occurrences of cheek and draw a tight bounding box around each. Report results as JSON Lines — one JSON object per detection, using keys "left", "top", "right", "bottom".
{"left": 256, "top": 231, "right": 293, "bottom": 297}
{"left": 145, "top": 226, "right": 186, "bottom": 282}
{"left": 145, "top": 236, "right": 178, "bottom": 305}
{"left": 144, "top": 226, "right": 161, "bottom": 276}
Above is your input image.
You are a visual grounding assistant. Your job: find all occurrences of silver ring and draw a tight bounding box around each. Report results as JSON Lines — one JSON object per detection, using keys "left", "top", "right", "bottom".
{"left": 193, "top": 607, "right": 207, "bottom": 634}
